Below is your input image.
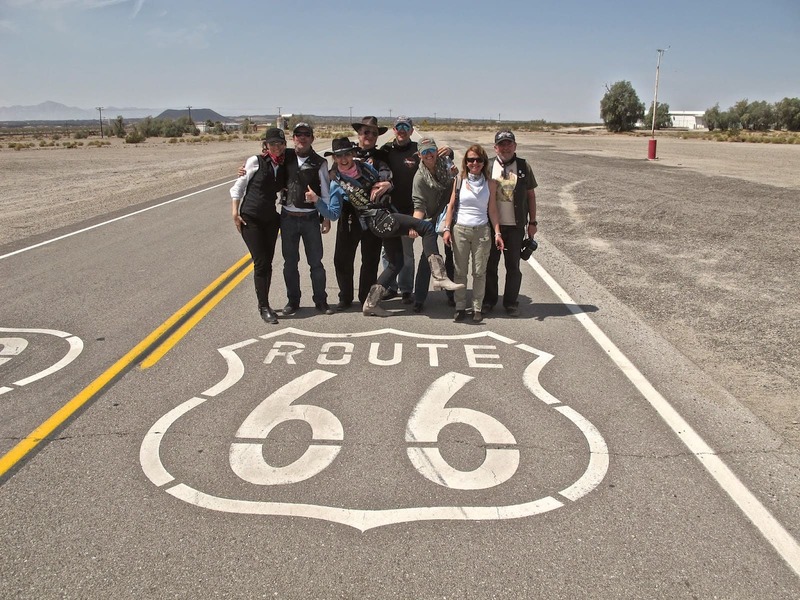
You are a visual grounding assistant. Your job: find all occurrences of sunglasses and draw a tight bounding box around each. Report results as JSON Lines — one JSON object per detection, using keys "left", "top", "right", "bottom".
{"left": 360, "top": 129, "right": 379, "bottom": 137}
{"left": 420, "top": 148, "right": 437, "bottom": 156}
{"left": 395, "top": 123, "right": 411, "bottom": 132}
{"left": 294, "top": 131, "right": 312, "bottom": 138}
{"left": 465, "top": 157, "right": 484, "bottom": 163}
{"left": 334, "top": 152, "right": 353, "bottom": 158}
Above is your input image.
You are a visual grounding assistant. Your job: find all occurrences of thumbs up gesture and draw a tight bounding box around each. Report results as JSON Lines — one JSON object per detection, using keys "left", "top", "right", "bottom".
{"left": 304, "top": 185, "right": 318, "bottom": 203}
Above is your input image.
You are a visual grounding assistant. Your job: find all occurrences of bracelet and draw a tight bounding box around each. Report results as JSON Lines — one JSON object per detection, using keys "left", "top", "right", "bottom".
{"left": 494, "top": 232, "right": 502, "bottom": 237}
{"left": 443, "top": 226, "right": 450, "bottom": 232}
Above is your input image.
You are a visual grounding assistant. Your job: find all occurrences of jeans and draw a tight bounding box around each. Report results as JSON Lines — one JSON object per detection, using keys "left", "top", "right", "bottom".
{"left": 380, "top": 235, "right": 415, "bottom": 294}
{"left": 239, "top": 212, "right": 280, "bottom": 308}
{"left": 377, "top": 214, "right": 438, "bottom": 289}
{"left": 485, "top": 225, "right": 525, "bottom": 308}
{"left": 451, "top": 222, "right": 492, "bottom": 311}
{"left": 280, "top": 210, "right": 327, "bottom": 306}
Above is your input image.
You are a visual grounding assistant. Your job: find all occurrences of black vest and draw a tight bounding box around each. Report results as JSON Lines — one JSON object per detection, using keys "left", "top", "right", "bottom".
{"left": 285, "top": 148, "right": 325, "bottom": 210}
{"left": 240, "top": 154, "right": 283, "bottom": 220}
{"left": 491, "top": 156, "right": 531, "bottom": 228}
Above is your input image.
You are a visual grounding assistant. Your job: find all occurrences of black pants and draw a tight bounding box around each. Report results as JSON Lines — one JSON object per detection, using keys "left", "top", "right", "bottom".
{"left": 334, "top": 211, "right": 383, "bottom": 305}
{"left": 378, "top": 214, "right": 438, "bottom": 289}
{"left": 239, "top": 212, "right": 280, "bottom": 308}
{"left": 485, "top": 224, "right": 524, "bottom": 308}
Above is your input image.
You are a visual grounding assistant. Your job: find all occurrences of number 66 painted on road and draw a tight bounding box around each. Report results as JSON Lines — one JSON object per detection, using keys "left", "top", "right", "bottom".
{"left": 228, "top": 369, "right": 518, "bottom": 490}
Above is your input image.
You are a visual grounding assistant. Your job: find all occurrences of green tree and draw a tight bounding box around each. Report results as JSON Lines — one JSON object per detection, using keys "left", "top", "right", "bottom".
{"left": 740, "top": 100, "right": 774, "bottom": 131}
{"left": 110, "top": 115, "right": 125, "bottom": 138}
{"left": 287, "top": 114, "right": 314, "bottom": 132}
{"left": 775, "top": 97, "right": 800, "bottom": 131}
{"left": 241, "top": 117, "right": 252, "bottom": 134}
{"left": 704, "top": 103, "right": 722, "bottom": 131}
{"left": 644, "top": 102, "right": 671, "bottom": 130}
{"left": 600, "top": 81, "right": 645, "bottom": 132}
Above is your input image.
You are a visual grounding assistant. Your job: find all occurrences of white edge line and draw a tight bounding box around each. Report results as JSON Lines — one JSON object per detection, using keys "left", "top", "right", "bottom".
{"left": 13, "top": 335, "right": 84, "bottom": 387}
{"left": 0, "top": 180, "right": 235, "bottom": 261}
{"left": 527, "top": 255, "right": 800, "bottom": 576}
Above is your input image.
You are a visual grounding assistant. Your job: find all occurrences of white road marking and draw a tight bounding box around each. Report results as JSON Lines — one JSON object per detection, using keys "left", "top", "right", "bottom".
{"left": 527, "top": 255, "right": 800, "bottom": 576}
{"left": 0, "top": 181, "right": 234, "bottom": 261}
{"left": 0, "top": 328, "right": 84, "bottom": 393}
{"left": 140, "top": 330, "right": 608, "bottom": 531}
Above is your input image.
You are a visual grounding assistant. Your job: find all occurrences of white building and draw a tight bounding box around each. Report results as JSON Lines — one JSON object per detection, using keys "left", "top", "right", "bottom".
{"left": 670, "top": 110, "right": 706, "bottom": 129}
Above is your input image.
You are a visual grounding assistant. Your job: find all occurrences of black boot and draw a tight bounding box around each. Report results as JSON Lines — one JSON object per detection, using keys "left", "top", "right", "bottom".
{"left": 259, "top": 306, "right": 279, "bottom": 324}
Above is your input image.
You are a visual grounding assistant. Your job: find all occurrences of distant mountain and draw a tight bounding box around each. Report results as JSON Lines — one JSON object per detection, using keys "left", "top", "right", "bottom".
{"left": 0, "top": 101, "right": 165, "bottom": 121}
{"left": 156, "top": 108, "right": 228, "bottom": 122}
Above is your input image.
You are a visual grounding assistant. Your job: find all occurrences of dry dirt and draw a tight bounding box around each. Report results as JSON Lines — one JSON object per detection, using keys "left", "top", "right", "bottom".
{"left": 1, "top": 130, "right": 798, "bottom": 449}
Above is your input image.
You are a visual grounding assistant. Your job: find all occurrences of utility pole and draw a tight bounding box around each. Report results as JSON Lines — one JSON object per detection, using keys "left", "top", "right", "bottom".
{"left": 349, "top": 106, "right": 353, "bottom": 120}
{"left": 96, "top": 106, "right": 104, "bottom": 138}
{"left": 277, "top": 106, "right": 282, "bottom": 129}
{"left": 186, "top": 105, "right": 193, "bottom": 124}
{"left": 648, "top": 47, "right": 668, "bottom": 159}
{"left": 389, "top": 108, "right": 392, "bottom": 119}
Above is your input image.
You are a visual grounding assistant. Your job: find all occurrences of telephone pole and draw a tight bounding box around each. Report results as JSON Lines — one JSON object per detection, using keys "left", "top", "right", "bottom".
{"left": 96, "top": 106, "right": 104, "bottom": 138}
{"left": 186, "top": 105, "right": 193, "bottom": 124}
{"left": 349, "top": 106, "right": 353, "bottom": 120}
{"left": 648, "top": 47, "right": 668, "bottom": 159}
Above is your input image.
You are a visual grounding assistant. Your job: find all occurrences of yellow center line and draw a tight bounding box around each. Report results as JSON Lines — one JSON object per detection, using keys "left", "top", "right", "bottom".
{"left": 140, "top": 263, "right": 253, "bottom": 369}
{"left": 0, "top": 253, "right": 252, "bottom": 479}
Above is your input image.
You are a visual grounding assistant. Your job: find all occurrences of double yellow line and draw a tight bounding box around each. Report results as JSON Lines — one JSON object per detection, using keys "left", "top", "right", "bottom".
{"left": 0, "top": 254, "right": 253, "bottom": 479}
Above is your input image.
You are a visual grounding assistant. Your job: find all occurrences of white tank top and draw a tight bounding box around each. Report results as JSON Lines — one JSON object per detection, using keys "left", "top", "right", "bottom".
{"left": 456, "top": 176, "right": 490, "bottom": 227}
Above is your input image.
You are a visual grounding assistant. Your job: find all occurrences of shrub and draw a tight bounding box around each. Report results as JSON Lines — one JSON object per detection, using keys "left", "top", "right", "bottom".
{"left": 125, "top": 131, "right": 146, "bottom": 144}
{"left": 73, "top": 130, "right": 90, "bottom": 139}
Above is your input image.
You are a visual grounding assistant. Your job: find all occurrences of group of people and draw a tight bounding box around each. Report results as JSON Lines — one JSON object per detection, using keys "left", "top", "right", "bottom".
{"left": 229, "top": 116, "right": 538, "bottom": 325}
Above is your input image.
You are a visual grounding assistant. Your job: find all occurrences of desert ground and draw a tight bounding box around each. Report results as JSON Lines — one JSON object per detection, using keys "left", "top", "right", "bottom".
{"left": 1, "top": 130, "right": 798, "bottom": 449}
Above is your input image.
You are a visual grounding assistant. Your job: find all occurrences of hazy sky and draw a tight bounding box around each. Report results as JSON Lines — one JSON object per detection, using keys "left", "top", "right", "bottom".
{"left": 1, "top": 0, "right": 798, "bottom": 122}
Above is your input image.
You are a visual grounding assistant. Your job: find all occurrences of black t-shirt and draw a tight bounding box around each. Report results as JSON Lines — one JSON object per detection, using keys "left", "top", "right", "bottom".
{"left": 381, "top": 140, "right": 419, "bottom": 214}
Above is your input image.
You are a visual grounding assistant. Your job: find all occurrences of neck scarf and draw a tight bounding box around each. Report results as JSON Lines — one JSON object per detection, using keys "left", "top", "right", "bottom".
{"left": 339, "top": 163, "right": 359, "bottom": 179}
{"left": 267, "top": 151, "right": 284, "bottom": 165}
{"left": 466, "top": 172, "right": 485, "bottom": 195}
{"left": 419, "top": 156, "right": 453, "bottom": 193}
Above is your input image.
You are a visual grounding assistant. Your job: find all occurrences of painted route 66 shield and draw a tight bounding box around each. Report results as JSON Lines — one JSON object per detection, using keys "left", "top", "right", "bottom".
{"left": 140, "top": 328, "right": 608, "bottom": 532}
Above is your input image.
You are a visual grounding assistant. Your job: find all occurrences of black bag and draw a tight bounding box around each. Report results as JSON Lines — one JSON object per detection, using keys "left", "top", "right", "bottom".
{"left": 367, "top": 209, "right": 400, "bottom": 238}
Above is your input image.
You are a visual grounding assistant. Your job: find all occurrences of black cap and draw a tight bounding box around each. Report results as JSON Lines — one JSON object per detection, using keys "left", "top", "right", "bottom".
{"left": 495, "top": 130, "right": 515, "bottom": 143}
{"left": 293, "top": 122, "right": 314, "bottom": 135}
{"left": 264, "top": 127, "right": 285, "bottom": 143}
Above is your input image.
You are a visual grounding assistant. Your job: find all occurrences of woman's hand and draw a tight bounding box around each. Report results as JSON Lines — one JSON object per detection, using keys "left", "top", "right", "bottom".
{"left": 233, "top": 213, "right": 246, "bottom": 233}
{"left": 494, "top": 232, "right": 505, "bottom": 251}
{"left": 443, "top": 230, "right": 452, "bottom": 247}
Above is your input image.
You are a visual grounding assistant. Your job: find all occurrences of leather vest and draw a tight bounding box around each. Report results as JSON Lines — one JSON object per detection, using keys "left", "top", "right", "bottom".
{"left": 285, "top": 149, "right": 324, "bottom": 210}
{"left": 240, "top": 154, "right": 283, "bottom": 220}
{"left": 491, "top": 156, "right": 531, "bottom": 228}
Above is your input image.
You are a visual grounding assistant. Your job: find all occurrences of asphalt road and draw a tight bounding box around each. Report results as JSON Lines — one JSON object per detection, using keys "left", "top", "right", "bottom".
{"left": 1, "top": 148, "right": 799, "bottom": 598}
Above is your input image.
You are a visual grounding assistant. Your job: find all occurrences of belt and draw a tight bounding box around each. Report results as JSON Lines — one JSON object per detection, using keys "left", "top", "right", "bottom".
{"left": 282, "top": 210, "right": 317, "bottom": 218}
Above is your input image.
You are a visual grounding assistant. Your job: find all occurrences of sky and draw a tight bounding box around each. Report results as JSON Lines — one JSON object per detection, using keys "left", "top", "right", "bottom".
{"left": 1, "top": 0, "right": 798, "bottom": 123}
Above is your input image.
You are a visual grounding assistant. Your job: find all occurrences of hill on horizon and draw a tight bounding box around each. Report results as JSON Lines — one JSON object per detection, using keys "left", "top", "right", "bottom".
{"left": 156, "top": 108, "right": 229, "bottom": 122}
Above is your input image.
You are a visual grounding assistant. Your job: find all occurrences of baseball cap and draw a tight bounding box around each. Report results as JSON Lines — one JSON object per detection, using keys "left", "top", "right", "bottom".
{"left": 293, "top": 122, "right": 314, "bottom": 135}
{"left": 394, "top": 116, "right": 413, "bottom": 128}
{"left": 264, "top": 127, "right": 286, "bottom": 143}
{"left": 495, "top": 130, "right": 515, "bottom": 143}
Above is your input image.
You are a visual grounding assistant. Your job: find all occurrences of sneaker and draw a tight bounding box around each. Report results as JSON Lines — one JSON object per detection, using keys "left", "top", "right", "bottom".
{"left": 505, "top": 305, "right": 519, "bottom": 317}
{"left": 401, "top": 292, "right": 414, "bottom": 304}
{"left": 282, "top": 303, "right": 299, "bottom": 315}
{"left": 381, "top": 288, "right": 399, "bottom": 300}
{"left": 316, "top": 302, "right": 335, "bottom": 315}
{"left": 453, "top": 309, "right": 467, "bottom": 322}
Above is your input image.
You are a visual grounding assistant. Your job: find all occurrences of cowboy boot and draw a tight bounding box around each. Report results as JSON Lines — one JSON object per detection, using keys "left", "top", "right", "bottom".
{"left": 363, "top": 284, "right": 390, "bottom": 317}
{"left": 429, "top": 255, "right": 465, "bottom": 292}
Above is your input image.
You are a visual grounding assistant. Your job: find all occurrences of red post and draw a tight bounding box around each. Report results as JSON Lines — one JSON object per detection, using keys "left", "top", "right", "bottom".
{"left": 647, "top": 138, "right": 657, "bottom": 160}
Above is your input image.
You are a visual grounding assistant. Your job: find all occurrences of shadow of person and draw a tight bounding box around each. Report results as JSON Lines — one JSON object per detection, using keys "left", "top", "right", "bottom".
{"left": 530, "top": 302, "right": 599, "bottom": 322}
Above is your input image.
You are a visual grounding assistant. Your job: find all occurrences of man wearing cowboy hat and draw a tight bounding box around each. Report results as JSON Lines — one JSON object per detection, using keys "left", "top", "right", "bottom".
{"left": 330, "top": 116, "right": 393, "bottom": 311}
